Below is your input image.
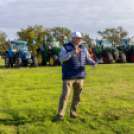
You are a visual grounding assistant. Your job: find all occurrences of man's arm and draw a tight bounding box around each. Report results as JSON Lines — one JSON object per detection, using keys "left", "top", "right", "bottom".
{"left": 86, "top": 49, "right": 95, "bottom": 65}
{"left": 58, "top": 46, "right": 74, "bottom": 62}
{"left": 59, "top": 46, "right": 81, "bottom": 62}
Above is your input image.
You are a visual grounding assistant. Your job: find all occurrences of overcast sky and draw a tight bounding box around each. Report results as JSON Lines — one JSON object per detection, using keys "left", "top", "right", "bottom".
{"left": 0, "top": 0, "right": 134, "bottom": 40}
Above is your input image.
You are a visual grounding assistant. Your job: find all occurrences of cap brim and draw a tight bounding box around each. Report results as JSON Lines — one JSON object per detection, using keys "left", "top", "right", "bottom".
{"left": 72, "top": 36, "right": 83, "bottom": 39}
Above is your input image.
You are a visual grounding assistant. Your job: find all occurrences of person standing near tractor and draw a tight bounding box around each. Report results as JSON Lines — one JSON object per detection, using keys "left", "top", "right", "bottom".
{"left": 57, "top": 32, "right": 96, "bottom": 121}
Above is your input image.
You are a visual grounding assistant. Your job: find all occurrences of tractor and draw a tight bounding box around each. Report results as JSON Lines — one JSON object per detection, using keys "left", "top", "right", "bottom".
{"left": 92, "top": 39, "right": 126, "bottom": 64}
{"left": 37, "top": 38, "right": 61, "bottom": 66}
{"left": 88, "top": 39, "right": 101, "bottom": 61}
{"left": 4, "top": 40, "right": 38, "bottom": 67}
{"left": 117, "top": 38, "right": 134, "bottom": 62}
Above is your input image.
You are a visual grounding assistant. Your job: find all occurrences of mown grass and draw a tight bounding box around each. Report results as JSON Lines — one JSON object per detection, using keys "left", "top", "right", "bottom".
{"left": 0, "top": 58, "right": 134, "bottom": 134}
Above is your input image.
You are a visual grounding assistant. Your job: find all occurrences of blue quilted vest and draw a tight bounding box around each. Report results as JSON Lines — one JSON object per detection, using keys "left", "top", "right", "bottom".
{"left": 62, "top": 42, "right": 87, "bottom": 79}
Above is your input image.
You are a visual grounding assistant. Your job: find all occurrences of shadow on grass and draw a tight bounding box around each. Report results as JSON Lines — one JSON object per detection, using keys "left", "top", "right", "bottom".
{"left": 0, "top": 64, "right": 62, "bottom": 69}
{"left": 0, "top": 117, "right": 58, "bottom": 126}
{"left": 0, "top": 65, "right": 6, "bottom": 68}
{"left": 0, "top": 108, "right": 58, "bottom": 126}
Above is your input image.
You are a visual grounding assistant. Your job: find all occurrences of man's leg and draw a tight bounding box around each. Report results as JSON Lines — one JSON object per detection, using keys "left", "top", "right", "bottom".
{"left": 57, "top": 79, "right": 75, "bottom": 120}
{"left": 70, "top": 79, "right": 84, "bottom": 117}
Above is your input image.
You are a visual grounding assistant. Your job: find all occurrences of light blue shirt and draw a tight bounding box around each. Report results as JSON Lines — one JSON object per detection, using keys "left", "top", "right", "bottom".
{"left": 59, "top": 41, "right": 95, "bottom": 65}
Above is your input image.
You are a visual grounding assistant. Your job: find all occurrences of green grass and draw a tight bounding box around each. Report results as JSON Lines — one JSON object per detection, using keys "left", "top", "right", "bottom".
{"left": 0, "top": 58, "right": 134, "bottom": 134}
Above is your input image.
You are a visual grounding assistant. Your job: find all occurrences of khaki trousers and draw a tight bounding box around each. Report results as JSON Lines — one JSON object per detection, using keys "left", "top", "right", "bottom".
{"left": 58, "top": 79, "right": 84, "bottom": 118}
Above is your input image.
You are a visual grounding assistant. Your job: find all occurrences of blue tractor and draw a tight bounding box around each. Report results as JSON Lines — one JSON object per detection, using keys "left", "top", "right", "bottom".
{"left": 5, "top": 40, "right": 38, "bottom": 67}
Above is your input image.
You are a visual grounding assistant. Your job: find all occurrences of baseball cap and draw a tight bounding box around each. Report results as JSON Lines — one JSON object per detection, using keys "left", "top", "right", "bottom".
{"left": 72, "top": 32, "right": 83, "bottom": 38}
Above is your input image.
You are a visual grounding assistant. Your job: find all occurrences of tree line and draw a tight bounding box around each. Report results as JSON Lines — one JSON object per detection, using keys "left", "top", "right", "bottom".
{"left": 0, "top": 25, "right": 128, "bottom": 55}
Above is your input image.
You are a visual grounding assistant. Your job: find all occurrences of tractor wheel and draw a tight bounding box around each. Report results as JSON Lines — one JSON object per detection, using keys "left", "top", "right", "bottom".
{"left": 49, "top": 55, "right": 58, "bottom": 66}
{"left": 5, "top": 53, "right": 10, "bottom": 67}
{"left": 119, "top": 52, "right": 126, "bottom": 63}
{"left": 15, "top": 57, "right": 22, "bottom": 67}
{"left": 103, "top": 52, "right": 113, "bottom": 64}
{"left": 23, "top": 64, "right": 28, "bottom": 67}
{"left": 37, "top": 51, "right": 46, "bottom": 66}
{"left": 58, "top": 61, "right": 61, "bottom": 66}
{"left": 130, "top": 52, "right": 134, "bottom": 63}
{"left": 31, "top": 57, "right": 38, "bottom": 67}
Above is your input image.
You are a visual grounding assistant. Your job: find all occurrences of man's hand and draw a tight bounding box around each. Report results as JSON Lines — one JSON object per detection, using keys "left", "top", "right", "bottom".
{"left": 93, "top": 61, "right": 97, "bottom": 67}
{"left": 73, "top": 48, "right": 80, "bottom": 54}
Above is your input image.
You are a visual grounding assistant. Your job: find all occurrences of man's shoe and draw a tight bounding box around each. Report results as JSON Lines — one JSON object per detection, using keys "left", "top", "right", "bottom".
{"left": 70, "top": 115, "right": 78, "bottom": 119}
{"left": 57, "top": 115, "right": 63, "bottom": 121}
{"left": 57, "top": 118, "right": 63, "bottom": 121}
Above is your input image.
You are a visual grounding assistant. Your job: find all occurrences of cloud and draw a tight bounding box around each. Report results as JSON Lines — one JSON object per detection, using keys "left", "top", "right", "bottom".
{"left": 0, "top": 0, "right": 134, "bottom": 39}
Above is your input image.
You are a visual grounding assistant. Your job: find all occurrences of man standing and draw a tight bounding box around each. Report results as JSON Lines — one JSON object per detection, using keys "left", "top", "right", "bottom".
{"left": 57, "top": 32, "right": 96, "bottom": 121}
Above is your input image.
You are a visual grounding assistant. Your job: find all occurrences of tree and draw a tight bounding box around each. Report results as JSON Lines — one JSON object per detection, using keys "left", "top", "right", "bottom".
{"left": 50, "top": 27, "right": 72, "bottom": 45}
{"left": 17, "top": 26, "right": 34, "bottom": 43}
{"left": 0, "top": 31, "right": 7, "bottom": 55}
{"left": 45, "top": 27, "right": 52, "bottom": 39}
{"left": 17, "top": 25, "right": 47, "bottom": 54}
{"left": 82, "top": 33, "right": 90, "bottom": 43}
{"left": 117, "top": 26, "right": 128, "bottom": 39}
{"left": 97, "top": 26, "right": 128, "bottom": 42}
{"left": 98, "top": 28, "right": 119, "bottom": 41}
{"left": 34, "top": 25, "right": 47, "bottom": 45}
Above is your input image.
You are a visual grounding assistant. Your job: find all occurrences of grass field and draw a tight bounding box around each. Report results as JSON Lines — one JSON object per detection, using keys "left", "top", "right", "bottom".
{"left": 0, "top": 58, "right": 134, "bottom": 134}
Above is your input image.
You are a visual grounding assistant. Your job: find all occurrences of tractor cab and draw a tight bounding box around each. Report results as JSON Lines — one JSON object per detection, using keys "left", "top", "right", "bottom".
{"left": 118, "top": 39, "right": 128, "bottom": 52}
{"left": 128, "top": 38, "right": 134, "bottom": 51}
{"left": 16, "top": 43, "right": 30, "bottom": 51}
{"left": 45, "top": 39, "right": 60, "bottom": 49}
{"left": 42, "top": 38, "right": 61, "bottom": 57}
{"left": 101, "top": 39, "right": 113, "bottom": 49}
{"left": 10, "top": 42, "right": 17, "bottom": 52}
{"left": 93, "top": 39, "right": 113, "bottom": 53}
{"left": 94, "top": 39, "right": 114, "bottom": 54}
{"left": 126, "top": 38, "right": 134, "bottom": 62}
{"left": 10, "top": 41, "right": 30, "bottom": 52}
{"left": 118, "top": 38, "right": 134, "bottom": 51}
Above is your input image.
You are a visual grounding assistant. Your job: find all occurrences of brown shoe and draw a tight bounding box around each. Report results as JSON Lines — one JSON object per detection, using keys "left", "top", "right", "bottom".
{"left": 70, "top": 115, "right": 78, "bottom": 119}
{"left": 57, "top": 115, "right": 63, "bottom": 121}
{"left": 57, "top": 118, "right": 63, "bottom": 121}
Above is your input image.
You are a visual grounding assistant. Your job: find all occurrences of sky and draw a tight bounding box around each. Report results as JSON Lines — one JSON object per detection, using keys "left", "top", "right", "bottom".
{"left": 0, "top": 0, "right": 134, "bottom": 40}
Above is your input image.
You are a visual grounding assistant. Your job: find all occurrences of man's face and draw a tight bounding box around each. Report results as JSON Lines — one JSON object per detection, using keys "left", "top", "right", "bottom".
{"left": 72, "top": 37, "right": 82, "bottom": 46}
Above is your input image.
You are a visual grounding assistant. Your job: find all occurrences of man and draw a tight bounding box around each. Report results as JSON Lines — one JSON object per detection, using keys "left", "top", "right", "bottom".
{"left": 57, "top": 32, "right": 96, "bottom": 121}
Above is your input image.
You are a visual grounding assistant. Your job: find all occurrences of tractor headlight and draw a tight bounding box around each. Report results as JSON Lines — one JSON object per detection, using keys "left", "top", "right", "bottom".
{"left": 25, "top": 52, "right": 31, "bottom": 58}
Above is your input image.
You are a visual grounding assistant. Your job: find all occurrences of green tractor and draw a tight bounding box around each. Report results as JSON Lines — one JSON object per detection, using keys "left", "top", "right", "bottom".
{"left": 37, "top": 38, "right": 61, "bottom": 66}
{"left": 117, "top": 38, "right": 134, "bottom": 62}
{"left": 92, "top": 39, "right": 126, "bottom": 64}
